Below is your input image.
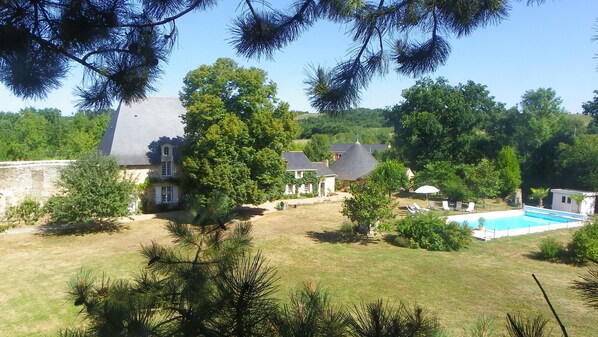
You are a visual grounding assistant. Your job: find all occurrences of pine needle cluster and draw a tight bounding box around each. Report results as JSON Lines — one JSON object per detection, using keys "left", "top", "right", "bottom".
{"left": 2, "top": 1, "right": 527, "bottom": 112}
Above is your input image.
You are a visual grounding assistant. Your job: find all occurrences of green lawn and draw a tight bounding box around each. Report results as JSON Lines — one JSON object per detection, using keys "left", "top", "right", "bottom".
{"left": 0, "top": 203, "right": 596, "bottom": 336}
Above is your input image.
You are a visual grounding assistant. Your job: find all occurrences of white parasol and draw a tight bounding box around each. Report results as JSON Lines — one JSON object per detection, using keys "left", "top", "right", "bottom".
{"left": 414, "top": 185, "right": 440, "bottom": 203}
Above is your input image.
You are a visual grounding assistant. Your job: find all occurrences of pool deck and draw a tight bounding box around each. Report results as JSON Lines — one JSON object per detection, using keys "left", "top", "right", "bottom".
{"left": 447, "top": 209, "right": 587, "bottom": 241}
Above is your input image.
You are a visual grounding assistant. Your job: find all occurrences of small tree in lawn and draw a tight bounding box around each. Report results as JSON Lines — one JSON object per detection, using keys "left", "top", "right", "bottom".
{"left": 370, "top": 160, "right": 410, "bottom": 197}
{"left": 341, "top": 179, "right": 394, "bottom": 234}
{"left": 529, "top": 187, "right": 550, "bottom": 208}
{"left": 45, "top": 153, "right": 135, "bottom": 225}
{"left": 570, "top": 194, "right": 586, "bottom": 214}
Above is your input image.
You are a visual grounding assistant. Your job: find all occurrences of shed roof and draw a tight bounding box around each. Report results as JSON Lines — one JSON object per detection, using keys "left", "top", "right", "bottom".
{"left": 330, "top": 142, "right": 379, "bottom": 180}
{"left": 282, "top": 152, "right": 316, "bottom": 171}
{"left": 551, "top": 189, "right": 598, "bottom": 196}
{"left": 312, "top": 162, "right": 336, "bottom": 177}
{"left": 98, "top": 97, "right": 186, "bottom": 165}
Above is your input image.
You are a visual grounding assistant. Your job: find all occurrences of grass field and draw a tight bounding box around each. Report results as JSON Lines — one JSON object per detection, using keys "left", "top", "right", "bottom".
{"left": 1, "top": 203, "right": 596, "bottom": 336}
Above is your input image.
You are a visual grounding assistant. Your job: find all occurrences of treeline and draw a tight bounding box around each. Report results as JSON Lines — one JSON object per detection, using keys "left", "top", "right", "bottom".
{"left": 298, "top": 108, "right": 392, "bottom": 144}
{"left": 0, "top": 108, "right": 112, "bottom": 161}
{"left": 385, "top": 78, "right": 597, "bottom": 194}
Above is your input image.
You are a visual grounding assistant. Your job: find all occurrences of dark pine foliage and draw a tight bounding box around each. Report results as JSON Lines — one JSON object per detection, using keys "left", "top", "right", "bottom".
{"left": 2, "top": 0, "right": 520, "bottom": 112}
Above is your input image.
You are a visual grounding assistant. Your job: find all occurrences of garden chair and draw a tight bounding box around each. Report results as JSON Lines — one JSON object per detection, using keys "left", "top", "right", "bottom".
{"left": 455, "top": 201, "right": 463, "bottom": 211}
{"left": 442, "top": 200, "right": 451, "bottom": 211}
{"left": 465, "top": 202, "right": 475, "bottom": 212}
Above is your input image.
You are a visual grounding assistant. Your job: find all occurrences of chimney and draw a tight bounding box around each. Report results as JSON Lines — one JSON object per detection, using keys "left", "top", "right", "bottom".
{"left": 323, "top": 159, "right": 329, "bottom": 167}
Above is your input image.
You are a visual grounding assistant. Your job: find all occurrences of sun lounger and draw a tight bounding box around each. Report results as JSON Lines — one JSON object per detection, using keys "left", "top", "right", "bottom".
{"left": 406, "top": 205, "right": 418, "bottom": 214}
{"left": 442, "top": 200, "right": 451, "bottom": 211}
{"left": 413, "top": 203, "right": 430, "bottom": 212}
{"left": 455, "top": 201, "right": 463, "bottom": 211}
{"left": 465, "top": 202, "right": 475, "bottom": 212}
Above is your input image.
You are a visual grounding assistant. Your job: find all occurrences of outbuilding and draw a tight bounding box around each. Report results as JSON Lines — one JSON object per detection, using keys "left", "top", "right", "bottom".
{"left": 550, "top": 189, "right": 597, "bottom": 216}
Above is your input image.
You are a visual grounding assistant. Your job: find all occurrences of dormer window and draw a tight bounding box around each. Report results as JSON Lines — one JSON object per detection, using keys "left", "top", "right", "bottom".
{"left": 163, "top": 146, "right": 170, "bottom": 156}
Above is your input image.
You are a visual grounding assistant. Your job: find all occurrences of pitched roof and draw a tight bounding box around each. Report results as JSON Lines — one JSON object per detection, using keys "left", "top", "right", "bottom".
{"left": 98, "top": 97, "right": 186, "bottom": 165}
{"left": 330, "top": 143, "right": 390, "bottom": 154}
{"left": 312, "top": 162, "right": 336, "bottom": 177}
{"left": 330, "top": 142, "right": 379, "bottom": 180}
{"left": 282, "top": 152, "right": 316, "bottom": 171}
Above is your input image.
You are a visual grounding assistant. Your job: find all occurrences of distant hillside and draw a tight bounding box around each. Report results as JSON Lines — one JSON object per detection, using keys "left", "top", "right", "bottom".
{"left": 298, "top": 108, "right": 390, "bottom": 143}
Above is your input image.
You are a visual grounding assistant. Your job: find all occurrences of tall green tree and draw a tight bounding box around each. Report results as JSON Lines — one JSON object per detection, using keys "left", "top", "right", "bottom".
{"left": 386, "top": 78, "right": 505, "bottom": 170}
{"left": 582, "top": 90, "right": 598, "bottom": 132}
{"left": 511, "top": 88, "right": 577, "bottom": 190}
{"left": 303, "top": 134, "right": 332, "bottom": 162}
{"left": 496, "top": 146, "right": 522, "bottom": 197}
{"left": 1, "top": 0, "right": 521, "bottom": 111}
{"left": 464, "top": 158, "right": 501, "bottom": 202}
{"left": 556, "top": 135, "right": 598, "bottom": 190}
{"left": 180, "top": 58, "right": 298, "bottom": 208}
{"left": 370, "top": 160, "right": 409, "bottom": 197}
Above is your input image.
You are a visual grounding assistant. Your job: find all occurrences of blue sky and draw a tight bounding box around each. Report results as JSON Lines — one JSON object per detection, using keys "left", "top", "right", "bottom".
{"left": 1, "top": 0, "right": 596, "bottom": 115}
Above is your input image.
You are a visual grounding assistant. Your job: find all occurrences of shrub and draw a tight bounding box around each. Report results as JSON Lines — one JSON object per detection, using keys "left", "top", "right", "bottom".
{"left": 3, "top": 197, "right": 45, "bottom": 227}
{"left": 339, "top": 221, "right": 356, "bottom": 235}
{"left": 568, "top": 220, "right": 598, "bottom": 264}
{"left": 46, "top": 153, "right": 136, "bottom": 225}
{"left": 392, "top": 236, "right": 419, "bottom": 249}
{"left": 395, "top": 212, "right": 472, "bottom": 251}
{"left": 538, "top": 237, "right": 564, "bottom": 261}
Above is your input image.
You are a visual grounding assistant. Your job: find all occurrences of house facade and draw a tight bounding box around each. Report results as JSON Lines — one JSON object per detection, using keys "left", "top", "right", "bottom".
{"left": 98, "top": 97, "right": 185, "bottom": 211}
{"left": 282, "top": 152, "right": 336, "bottom": 197}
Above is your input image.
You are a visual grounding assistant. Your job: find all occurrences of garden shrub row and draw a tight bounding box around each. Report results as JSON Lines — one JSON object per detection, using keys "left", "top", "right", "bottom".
{"left": 392, "top": 212, "right": 473, "bottom": 251}
{"left": 538, "top": 219, "right": 598, "bottom": 265}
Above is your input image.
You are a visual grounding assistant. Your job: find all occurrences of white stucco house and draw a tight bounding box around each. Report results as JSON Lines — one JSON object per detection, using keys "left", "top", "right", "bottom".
{"left": 282, "top": 152, "right": 336, "bottom": 197}
{"left": 550, "top": 189, "right": 597, "bottom": 216}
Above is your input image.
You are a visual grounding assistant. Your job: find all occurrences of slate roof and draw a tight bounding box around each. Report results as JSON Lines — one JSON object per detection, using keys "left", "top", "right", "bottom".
{"left": 330, "top": 143, "right": 390, "bottom": 154}
{"left": 282, "top": 152, "right": 316, "bottom": 171}
{"left": 98, "top": 97, "right": 186, "bottom": 166}
{"left": 330, "top": 142, "right": 379, "bottom": 181}
{"left": 312, "top": 162, "right": 336, "bottom": 177}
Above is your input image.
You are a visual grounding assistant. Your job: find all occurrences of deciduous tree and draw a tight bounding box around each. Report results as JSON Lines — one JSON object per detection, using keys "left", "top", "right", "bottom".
{"left": 303, "top": 134, "right": 332, "bottom": 162}
{"left": 556, "top": 135, "right": 598, "bottom": 190}
{"left": 582, "top": 90, "right": 598, "bottom": 131}
{"left": 370, "top": 160, "right": 409, "bottom": 197}
{"left": 341, "top": 179, "right": 394, "bottom": 232}
{"left": 386, "top": 78, "right": 504, "bottom": 170}
{"left": 180, "top": 58, "right": 298, "bottom": 208}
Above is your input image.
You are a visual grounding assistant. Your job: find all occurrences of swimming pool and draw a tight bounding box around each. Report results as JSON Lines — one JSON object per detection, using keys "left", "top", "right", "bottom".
{"left": 447, "top": 206, "right": 586, "bottom": 240}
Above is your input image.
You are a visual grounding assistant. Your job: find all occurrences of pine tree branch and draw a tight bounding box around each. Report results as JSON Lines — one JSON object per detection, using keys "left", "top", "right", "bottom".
{"left": 532, "top": 274, "right": 569, "bottom": 337}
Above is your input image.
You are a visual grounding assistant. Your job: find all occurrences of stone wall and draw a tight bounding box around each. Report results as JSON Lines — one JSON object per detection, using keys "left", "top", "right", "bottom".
{"left": 0, "top": 160, "right": 73, "bottom": 217}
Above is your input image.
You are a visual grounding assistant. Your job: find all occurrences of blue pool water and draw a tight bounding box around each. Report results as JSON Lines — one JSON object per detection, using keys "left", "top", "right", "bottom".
{"left": 459, "top": 212, "right": 576, "bottom": 231}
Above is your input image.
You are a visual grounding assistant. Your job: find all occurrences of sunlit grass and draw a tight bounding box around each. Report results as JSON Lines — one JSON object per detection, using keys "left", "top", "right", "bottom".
{"left": 0, "top": 203, "right": 596, "bottom": 336}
